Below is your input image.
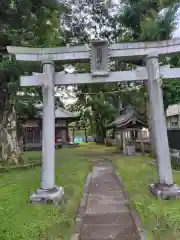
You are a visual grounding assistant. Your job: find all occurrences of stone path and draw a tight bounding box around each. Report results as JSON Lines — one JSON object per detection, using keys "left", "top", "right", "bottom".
{"left": 75, "top": 159, "right": 141, "bottom": 240}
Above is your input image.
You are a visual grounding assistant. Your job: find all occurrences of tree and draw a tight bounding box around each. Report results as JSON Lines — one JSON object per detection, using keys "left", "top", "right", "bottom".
{"left": 118, "top": 0, "right": 179, "bottom": 103}
{"left": 117, "top": 0, "right": 179, "bottom": 154}
{"left": 62, "top": 0, "right": 121, "bottom": 44}
{"left": 0, "top": 0, "right": 67, "bottom": 164}
{"left": 1, "top": 0, "right": 67, "bottom": 48}
{"left": 162, "top": 56, "right": 180, "bottom": 113}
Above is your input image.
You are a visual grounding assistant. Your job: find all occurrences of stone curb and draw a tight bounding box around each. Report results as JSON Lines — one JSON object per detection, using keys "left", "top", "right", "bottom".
{"left": 110, "top": 161, "right": 147, "bottom": 240}
{"left": 71, "top": 172, "right": 92, "bottom": 240}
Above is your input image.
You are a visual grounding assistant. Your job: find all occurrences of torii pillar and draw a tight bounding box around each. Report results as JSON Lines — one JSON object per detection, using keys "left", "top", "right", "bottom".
{"left": 146, "top": 53, "right": 180, "bottom": 199}
{"left": 30, "top": 61, "right": 64, "bottom": 204}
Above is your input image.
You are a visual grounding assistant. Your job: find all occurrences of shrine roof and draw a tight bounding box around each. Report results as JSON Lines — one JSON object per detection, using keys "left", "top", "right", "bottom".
{"left": 19, "top": 106, "right": 78, "bottom": 120}
{"left": 54, "top": 107, "right": 78, "bottom": 119}
{"left": 36, "top": 107, "right": 78, "bottom": 119}
{"left": 166, "top": 104, "right": 180, "bottom": 117}
{"left": 33, "top": 103, "right": 78, "bottom": 119}
{"left": 107, "top": 108, "right": 146, "bottom": 129}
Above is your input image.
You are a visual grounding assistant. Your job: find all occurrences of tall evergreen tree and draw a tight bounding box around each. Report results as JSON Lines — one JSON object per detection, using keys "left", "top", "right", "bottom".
{"left": 0, "top": 0, "right": 67, "bottom": 164}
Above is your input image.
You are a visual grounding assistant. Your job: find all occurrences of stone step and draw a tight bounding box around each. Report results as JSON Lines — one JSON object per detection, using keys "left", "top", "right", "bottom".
{"left": 80, "top": 224, "right": 139, "bottom": 240}
{"left": 91, "top": 175, "right": 118, "bottom": 182}
{"left": 87, "top": 193, "right": 125, "bottom": 202}
{"left": 92, "top": 166, "right": 113, "bottom": 176}
{"left": 89, "top": 190, "right": 125, "bottom": 197}
{"left": 91, "top": 174, "right": 116, "bottom": 181}
{"left": 83, "top": 212, "right": 133, "bottom": 225}
{"left": 88, "top": 180, "right": 120, "bottom": 193}
{"left": 85, "top": 194, "right": 128, "bottom": 215}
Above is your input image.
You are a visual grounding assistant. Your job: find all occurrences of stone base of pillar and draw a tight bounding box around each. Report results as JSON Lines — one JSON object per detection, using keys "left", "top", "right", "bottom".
{"left": 29, "top": 186, "right": 64, "bottom": 205}
{"left": 149, "top": 183, "right": 180, "bottom": 200}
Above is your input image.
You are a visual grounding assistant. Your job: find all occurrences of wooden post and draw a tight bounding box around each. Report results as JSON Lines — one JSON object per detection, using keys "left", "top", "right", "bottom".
{"left": 139, "top": 129, "right": 145, "bottom": 155}
{"left": 85, "top": 128, "right": 88, "bottom": 142}
{"left": 122, "top": 130, "right": 126, "bottom": 155}
{"left": 72, "top": 127, "right": 75, "bottom": 142}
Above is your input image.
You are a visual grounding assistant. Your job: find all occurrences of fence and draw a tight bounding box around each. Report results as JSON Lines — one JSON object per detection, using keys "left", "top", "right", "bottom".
{"left": 68, "top": 127, "right": 95, "bottom": 143}
{"left": 124, "top": 128, "right": 180, "bottom": 153}
{"left": 129, "top": 140, "right": 151, "bottom": 153}
{"left": 21, "top": 127, "right": 42, "bottom": 151}
{"left": 127, "top": 129, "right": 180, "bottom": 152}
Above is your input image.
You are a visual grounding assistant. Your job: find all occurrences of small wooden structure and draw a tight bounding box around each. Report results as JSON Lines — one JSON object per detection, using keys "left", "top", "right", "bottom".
{"left": 18, "top": 107, "right": 78, "bottom": 149}
{"left": 107, "top": 108, "right": 147, "bottom": 155}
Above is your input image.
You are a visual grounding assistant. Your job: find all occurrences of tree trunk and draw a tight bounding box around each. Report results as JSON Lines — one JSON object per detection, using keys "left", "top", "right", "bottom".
{"left": 95, "top": 122, "right": 105, "bottom": 144}
{"left": 95, "top": 127, "right": 105, "bottom": 144}
{"left": 139, "top": 130, "right": 145, "bottom": 155}
{"left": 93, "top": 111, "right": 105, "bottom": 144}
{"left": 0, "top": 104, "right": 24, "bottom": 165}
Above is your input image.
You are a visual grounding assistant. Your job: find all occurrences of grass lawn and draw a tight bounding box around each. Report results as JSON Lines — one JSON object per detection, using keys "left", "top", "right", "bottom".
{"left": 0, "top": 146, "right": 91, "bottom": 240}
{"left": 116, "top": 155, "right": 180, "bottom": 240}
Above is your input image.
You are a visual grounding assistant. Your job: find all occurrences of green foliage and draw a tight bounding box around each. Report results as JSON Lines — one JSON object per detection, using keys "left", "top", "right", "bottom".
{"left": 1, "top": 0, "right": 67, "bottom": 47}
{"left": 0, "top": 0, "right": 68, "bottom": 121}
{"left": 161, "top": 0, "right": 180, "bottom": 7}
{"left": 163, "top": 80, "right": 180, "bottom": 111}
{"left": 118, "top": 0, "right": 180, "bottom": 114}
{"left": 0, "top": 56, "right": 42, "bottom": 121}
{"left": 15, "top": 91, "right": 42, "bottom": 118}
{"left": 0, "top": 56, "right": 23, "bottom": 123}
{"left": 118, "top": 0, "right": 161, "bottom": 40}
{"left": 162, "top": 56, "right": 180, "bottom": 111}
{"left": 70, "top": 85, "right": 121, "bottom": 141}
{"left": 119, "top": 0, "right": 179, "bottom": 41}
{"left": 119, "top": 83, "right": 147, "bottom": 118}
{"left": 140, "top": 4, "right": 179, "bottom": 41}
{"left": 63, "top": 0, "right": 121, "bottom": 44}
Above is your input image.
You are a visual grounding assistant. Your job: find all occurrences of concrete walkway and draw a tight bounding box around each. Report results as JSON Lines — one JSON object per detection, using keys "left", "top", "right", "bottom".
{"left": 78, "top": 160, "right": 140, "bottom": 240}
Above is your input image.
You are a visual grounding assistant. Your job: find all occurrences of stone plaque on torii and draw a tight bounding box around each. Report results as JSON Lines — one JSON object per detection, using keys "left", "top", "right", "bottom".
{"left": 7, "top": 38, "right": 180, "bottom": 202}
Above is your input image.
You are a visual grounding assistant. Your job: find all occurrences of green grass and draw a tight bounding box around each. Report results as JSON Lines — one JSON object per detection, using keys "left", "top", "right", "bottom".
{"left": 0, "top": 146, "right": 91, "bottom": 240}
{"left": 116, "top": 155, "right": 180, "bottom": 240}
{"left": 5, "top": 143, "right": 177, "bottom": 240}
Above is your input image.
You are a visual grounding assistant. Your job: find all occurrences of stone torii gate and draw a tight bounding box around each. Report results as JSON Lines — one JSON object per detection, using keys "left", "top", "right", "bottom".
{"left": 7, "top": 39, "right": 180, "bottom": 201}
